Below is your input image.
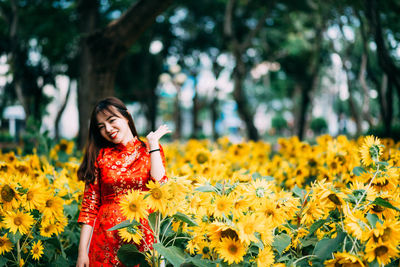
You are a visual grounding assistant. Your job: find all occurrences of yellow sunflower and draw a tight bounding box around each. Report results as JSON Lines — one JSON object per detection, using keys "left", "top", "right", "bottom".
{"left": 31, "top": 240, "right": 44, "bottom": 261}
{"left": 118, "top": 225, "right": 142, "bottom": 244}
{"left": 236, "top": 213, "right": 261, "bottom": 245}
{"left": 324, "top": 251, "right": 365, "bottom": 267}
{"left": 119, "top": 190, "right": 148, "bottom": 221}
{"left": 212, "top": 194, "right": 233, "bottom": 219}
{"left": 42, "top": 195, "right": 64, "bottom": 222}
{"left": 40, "top": 222, "right": 58, "bottom": 237}
{"left": 3, "top": 210, "right": 34, "bottom": 235}
{"left": 364, "top": 240, "right": 399, "bottom": 265}
{"left": 146, "top": 180, "right": 169, "bottom": 215}
{"left": 256, "top": 247, "right": 275, "bottom": 266}
{"left": 217, "top": 237, "right": 246, "bottom": 265}
{"left": 23, "top": 184, "right": 47, "bottom": 211}
{"left": 360, "top": 135, "right": 383, "bottom": 166}
{"left": 0, "top": 182, "right": 21, "bottom": 211}
{"left": 0, "top": 233, "right": 13, "bottom": 255}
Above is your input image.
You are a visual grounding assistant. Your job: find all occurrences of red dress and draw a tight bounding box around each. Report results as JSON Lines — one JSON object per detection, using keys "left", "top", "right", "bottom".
{"left": 78, "top": 138, "right": 167, "bottom": 266}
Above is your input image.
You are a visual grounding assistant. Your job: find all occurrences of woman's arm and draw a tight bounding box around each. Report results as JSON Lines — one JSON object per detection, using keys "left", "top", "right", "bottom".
{"left": 76, "top": 224, "right": 92, "bottom": 267}
{"left": 148, "top": 143, "right": 166, "bottom": 181}
{"left": 147, "top": 124, "right": 171, "bottom": 181}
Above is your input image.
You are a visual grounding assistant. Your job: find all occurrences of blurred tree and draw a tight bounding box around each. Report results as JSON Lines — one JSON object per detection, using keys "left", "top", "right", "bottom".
{"left": 364, "top": 0, "right": 400, "bottom": 136}
{"left": 76, "top": 0, "right": 173, "bottom": 148}
{"left": 0, "top": 0, "right": 76, "bottom": 132}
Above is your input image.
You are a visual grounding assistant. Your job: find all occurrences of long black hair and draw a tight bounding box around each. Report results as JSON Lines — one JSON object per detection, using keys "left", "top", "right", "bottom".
{"left": 77, "top": 97, "right": 145, "bottom": 183}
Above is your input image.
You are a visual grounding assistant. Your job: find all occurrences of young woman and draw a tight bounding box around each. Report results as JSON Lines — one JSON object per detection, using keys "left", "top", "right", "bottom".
{"left": 76, "top": 97, "right": 170, "bottom": 267}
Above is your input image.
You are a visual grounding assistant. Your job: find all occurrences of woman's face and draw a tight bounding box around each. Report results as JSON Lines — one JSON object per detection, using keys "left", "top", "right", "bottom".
{"left": 96, "top": 107, "right": 134, "bottom": 145}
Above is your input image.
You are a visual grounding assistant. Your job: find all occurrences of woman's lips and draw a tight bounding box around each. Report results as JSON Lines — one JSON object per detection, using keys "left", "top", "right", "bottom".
{"left": 110, "top": 131, "right": 118, "bottom": 139}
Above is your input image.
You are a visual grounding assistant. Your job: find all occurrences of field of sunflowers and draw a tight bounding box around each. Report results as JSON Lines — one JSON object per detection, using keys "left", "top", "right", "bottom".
{"left": 0, "top": 135, "right": 399, "bottom": 266}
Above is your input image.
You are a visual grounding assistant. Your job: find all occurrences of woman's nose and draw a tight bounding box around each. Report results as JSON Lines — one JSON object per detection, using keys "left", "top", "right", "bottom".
{"left": 104, "top": 123, "right": 113, "bottom": 133}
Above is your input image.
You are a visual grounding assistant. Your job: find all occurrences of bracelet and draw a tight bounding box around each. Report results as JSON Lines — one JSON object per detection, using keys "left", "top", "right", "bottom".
{"left": 149, "top": 148, "right": 160, "bottom": 154}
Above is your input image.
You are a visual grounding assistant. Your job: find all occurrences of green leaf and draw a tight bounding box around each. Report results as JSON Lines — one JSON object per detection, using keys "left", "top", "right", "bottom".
{"left": 173, "top": 212, "right": 198, "bottom": 227}
{"left": 195, "top": 185, "right": 216, "bottom": 193}
{"left": 63, "top": 201, "right": 78, "bottom": 218}
{"left": 107, "top": 220, "right": 140, "bottom": 231}
{"left": 352, "top": 166, "right": 367, "bottom": 176}
{"left": 8, "top": 231, "right": 22, "bottom": 243}
{"left": 50, "top": 255, "right": 69, "bottom": 267}
{"left": 376, "top": 161, "right": 389, "bottom": 166}
{"left": 307, "top": 219, "right": 326, "bottom": 236}
{"left": 262, "top": 176, "right": 275, "bottom": 181}
{"left": 252, "top": 172, "right": 261, "bottom": 180}
{"left": 272, "top": 233, "right": 291, "bottom": 255}
{"left": 148, "top": 212, "right": 158, "bottom": 232}
{"left": 153, "top": 244, "right": 187, "bottom": 266}
{"left": 368, "top": 259, "right": 379, "bottom": 267}
{"left": 117, "top": 244, "right": 150, "bottom": 267}
{"left": 0, "top": 257, "right": 8, "bottom": 267}
{"left": 292, "top": 185, "right": 306, "bottom": 199}
{"left": 253, "top": 232, "right": 264, "bottom": 250}
{"left": 372, "top": 197, "right": 400, "bottom": 212}
{"left": 313, "top": 232, "right": 346, "bottom": 261}
{"left": 300, "top": 237, "right": 318, "bottom": 247}
{"left": 366, "top": 213, "right": 381, "bottom": 228}
{"left": 187, "top": 256, "right": 217, "bottom": 267}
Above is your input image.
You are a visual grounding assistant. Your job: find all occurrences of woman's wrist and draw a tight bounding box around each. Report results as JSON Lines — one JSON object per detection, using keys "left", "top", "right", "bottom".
{"left": 148, "top": 141, "right": 159, "bottom": 150}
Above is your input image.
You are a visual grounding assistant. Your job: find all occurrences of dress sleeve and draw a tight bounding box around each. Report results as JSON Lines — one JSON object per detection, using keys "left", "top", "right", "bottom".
{"left": 78, "top": 160, "right": 101, "bottom": 227}
{"left": 150, "top": 144, "right": 168, "bottom": 185}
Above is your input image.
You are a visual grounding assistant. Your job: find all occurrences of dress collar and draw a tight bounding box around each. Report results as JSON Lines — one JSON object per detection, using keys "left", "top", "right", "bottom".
{"left": 114, "top": 136, "right": 139, "bottom": 152}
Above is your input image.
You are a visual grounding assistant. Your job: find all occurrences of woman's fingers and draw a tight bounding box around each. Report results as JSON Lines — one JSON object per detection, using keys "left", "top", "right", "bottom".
{"left": 147, "top": 124, "right": 171, "bottom": 141}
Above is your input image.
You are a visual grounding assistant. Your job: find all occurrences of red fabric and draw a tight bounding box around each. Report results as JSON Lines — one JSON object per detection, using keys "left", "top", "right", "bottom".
{"left": 78, "top": 138, "right": 167, "bottom": 266}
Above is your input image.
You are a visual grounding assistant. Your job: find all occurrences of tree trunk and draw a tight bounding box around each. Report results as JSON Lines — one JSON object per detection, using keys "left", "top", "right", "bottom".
{"left": 342, "top": 60, "right": 362, "bottom": 135}
{"left": 365, "top": 0, "right": 400, "bottom": 102}
{"left": 232, "top": 50, "right": 259, "bottom": 140}
{"left": 192, "top": 81, "right": 200, "bottom": 139}
{"left": 76, "top": 0, "right": 173, "bottom": 148}
{"left": 356, "top": 11, "right": 374, "bottom": 127}
{"left": 210, "top": 90, "right": 219, "bottom": 141}
{"left": 173, "top": 85, "right": 182, "bottom": 140}
{"left": 55, "top": 80, "right": 73, "bottom": 140}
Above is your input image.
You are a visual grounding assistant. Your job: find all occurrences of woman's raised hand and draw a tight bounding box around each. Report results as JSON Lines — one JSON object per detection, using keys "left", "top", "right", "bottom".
{"left": 146, "top": 124, "right": 171, "bottom": 147}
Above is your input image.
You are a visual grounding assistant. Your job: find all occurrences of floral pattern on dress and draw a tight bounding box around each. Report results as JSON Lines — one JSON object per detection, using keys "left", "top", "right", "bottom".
{"left": 78, "top": 137, "right": 167, "bottom": 266}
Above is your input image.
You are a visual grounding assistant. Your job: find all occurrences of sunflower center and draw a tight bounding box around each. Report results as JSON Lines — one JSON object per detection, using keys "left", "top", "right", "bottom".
{"left": 1, "top": 185, "right": 15, "bottom": 202}
{"left": 14, "top": 217, "right": 22, "bottom": 226}
{"left": 59, "top": 143, "right": 68, "bottom": 151}
{"left": 202, "top": 246, "right": 210, "bottom": 254}
{"left": 244, "top": 225, "right": 253, "bottom": 234}
{"left": 221, "top": 229, "right": 239, "bottom": 240}
{"left": 375, "top": 245, "right": 388, "bottom": 257}
{"left": 46, "top": 199, "right": 53, "bottom": 207}
{"left": 265, "top": 210, "right": 274, "bottom": 217}
{"left": 217, "top": 202, "right": 226, "bottom": 211}
{"left": 372, "top": 205, "right": 385, "bottom": 212}
{"left": 328, "top": 194, "right": 342, "bottom": 205}
{"left": 129, "top": 203, "right": 137, "bottom": 212}
{"left": 0, "top": 240, "right": 5, "bottom": 246}
{"left": 27, "top": 191, "right": 34, "bottom": 201}
{"left": 330, "top": 162, "right": 337, "bottom": 169}
{"left": 33, "top": 246, "right": 39, "bottom": 253}
{"left": 228, "top": 244, "right": 238, "bottom": 254}
{"left": 151, "top": 188, "right": 162, "bottom": 200}
{"left": 196, "top": 153, "right": 208, "bottom": 164}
